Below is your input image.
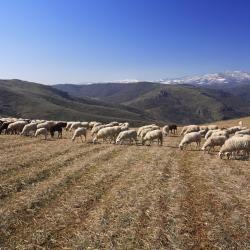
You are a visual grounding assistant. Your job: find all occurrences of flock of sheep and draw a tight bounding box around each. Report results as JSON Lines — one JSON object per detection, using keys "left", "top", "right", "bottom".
{"left": 1, "top": 117, "right": 250, "bottom": 160}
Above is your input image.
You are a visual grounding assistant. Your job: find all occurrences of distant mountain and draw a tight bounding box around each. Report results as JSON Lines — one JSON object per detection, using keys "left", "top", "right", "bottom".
{"left": 54, "top": 80, "right": 250, "bottom": 124}
{"left": 159, "top": 70, "right": 250, "bottom": 86}
{"left": 0, "top": 79, "right": 153, "bottom": 125}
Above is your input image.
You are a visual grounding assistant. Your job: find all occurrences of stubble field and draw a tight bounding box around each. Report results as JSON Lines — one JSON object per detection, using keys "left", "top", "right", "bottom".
{"left": 0, "top": 118, "right": 249, "bottom": 249}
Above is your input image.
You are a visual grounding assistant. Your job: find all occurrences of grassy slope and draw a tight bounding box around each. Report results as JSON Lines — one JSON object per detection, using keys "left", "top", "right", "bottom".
{"left": 0, "top": 80, "right": 153, "bottom": 125}
{"left": 55, "top": 82, "right": 250, "bottom": 124}
{"left": 0, "top": 117, "right": 249, "bottom": 249}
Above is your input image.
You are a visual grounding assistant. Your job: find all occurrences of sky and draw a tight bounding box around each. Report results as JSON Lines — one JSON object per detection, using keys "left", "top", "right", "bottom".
{"left": 0, "top": 0, "right": 250, "bottom": 84}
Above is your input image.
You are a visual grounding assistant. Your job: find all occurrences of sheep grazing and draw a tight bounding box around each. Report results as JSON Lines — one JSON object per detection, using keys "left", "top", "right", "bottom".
{"left": 120, "top": 122, "right": 129, "bottom": 131}
{"left": 162, "top": 125, "right": 169, "bottom": 136}
{"left": 235, "top": 129, "right": 250, "bottom": 136}
{"left": 179, "top": 132, "right": 201, "bottom": 150}
{"left": 137, "top": 124, "right": 158, "bottom": 136}
{"left": 37, "top": 121, "right": 56, "bottom": 130}
{"left": 219, "top": 135, "right": 250, "bottom": 159}
{"left": 35, "top": 128, "right": 48, "bottom": 140}
{"left": 81, "top": 122, "right": 89, "bottom": 129}
{"left": 69, "top": 122, "right": 82, "bottom": 131}
{"left": 116, "top": 130, "right": 137, "bottom": 145}
{"left": 6, "top": 121, "right": 28, "bottom": 135}
{"left": 93, "top": 126, "right": 122, "bottom": 144}
{"left": 50, "top": 122, "right": 67, "bottom": 138}
{"left": 180, "top": 125, "right": 200, "bottom": 135}
{"left": 66, "top": 122, "right": 74, "bottom": 131}
{"left": 72, "top": 127, "right": 87, "bottom": 142}
{"left": 137, "top": 125, "right": 159, "bottom": 137}
{"left": 89, "top": 121, "right": 102, "bottom": 129}
{"left": 208, "top": 125, "right": 219, "bottom": 130}
{"left": 169, "top": 124, "right": 177, "bottom": 134}
{"left": 142, "top": 129, "right": 163, "bottom": 146}
{"left": 0, "top": 122, "right": 12, "bottom": 134}
{"left": 227, "top": 126, "right": 247, "bottom": 135}
{"left": 21, "top": 123, "right": 37, "bottom": 136}
{"left": 201, "top": 135, "right": 227, "bottom": 153}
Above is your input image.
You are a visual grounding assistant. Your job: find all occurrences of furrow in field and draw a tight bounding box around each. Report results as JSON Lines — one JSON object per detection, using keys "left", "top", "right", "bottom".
{"left": 0, "top": 144, "right": 107, "bottom": 201}
{"left": 0, "top": 145, "right": 120, "bottom": 246}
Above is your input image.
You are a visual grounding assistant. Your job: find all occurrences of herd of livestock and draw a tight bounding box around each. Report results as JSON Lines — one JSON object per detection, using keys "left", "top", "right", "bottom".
{"left": 1, "top": 117, "right": 250, "bottom": 160}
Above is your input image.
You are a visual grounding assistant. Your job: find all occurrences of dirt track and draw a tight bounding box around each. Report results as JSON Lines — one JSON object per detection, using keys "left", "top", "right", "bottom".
{"left": 0, "top": 127, "right": 249, "bottom": 249}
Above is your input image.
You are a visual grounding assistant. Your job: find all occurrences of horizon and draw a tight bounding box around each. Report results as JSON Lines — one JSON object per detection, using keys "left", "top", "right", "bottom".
{"left": 0, "top": 0, "right": 250, "bottom": 84}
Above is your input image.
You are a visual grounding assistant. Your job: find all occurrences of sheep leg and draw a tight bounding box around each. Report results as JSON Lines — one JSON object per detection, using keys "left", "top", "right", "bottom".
{"left": 80, "top": 136, "right": 83, "bottom": 143}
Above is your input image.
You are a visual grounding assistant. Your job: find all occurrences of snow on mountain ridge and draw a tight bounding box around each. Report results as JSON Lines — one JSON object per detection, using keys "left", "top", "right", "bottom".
{"left": 159, "top": 71, "right": 250, "bottom": 85}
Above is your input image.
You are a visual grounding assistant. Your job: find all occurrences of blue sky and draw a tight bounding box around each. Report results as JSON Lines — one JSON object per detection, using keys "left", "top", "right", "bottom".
{"left": 0, "top": 0, "right": 249, "bottom": 84}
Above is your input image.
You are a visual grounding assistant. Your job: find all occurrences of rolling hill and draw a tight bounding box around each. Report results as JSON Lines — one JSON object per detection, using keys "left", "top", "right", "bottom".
{"left": 54, "top": 81, "right": 250, "bottom": 124}
{"left": 0, "top": 79, "right": 153, "bottom": 125}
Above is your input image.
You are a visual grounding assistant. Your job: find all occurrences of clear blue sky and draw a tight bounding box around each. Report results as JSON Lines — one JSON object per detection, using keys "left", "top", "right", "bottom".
{"left": 0, "top": 0, "right": 249, "bottom": 84}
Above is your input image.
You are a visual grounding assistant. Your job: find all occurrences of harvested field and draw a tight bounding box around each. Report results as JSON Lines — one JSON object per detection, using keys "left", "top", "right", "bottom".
{"left": 0, "top": 118, "right": 249, "bottom": 249}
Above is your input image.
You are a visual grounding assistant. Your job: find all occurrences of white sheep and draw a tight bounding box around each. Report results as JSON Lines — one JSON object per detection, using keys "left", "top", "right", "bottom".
{"left": 162, "top": 125, "right": 169, "bottom": 136}
{"left": 180, "top": 125, "right": 200, "bottom": 135}
{"left": 21, "top": 123, "right": 37, "bottom": 136}
{"left": 116, "top": 130, "right": 137, "bottom": 145}
{"left": 183, "top": 125, "right": 200, "bottom": 135}
{"left": 69, "top": 122, "right": 83, "bottom": 131}
{"left": 219, "top": 135, "right": 250, "bottom": 159}
{"left": 179, "top": 132, "right": 201, "bottom": 150}
{"left": 72, "top": 127, "right": 87, "bottom": 142}
{"left": 235, "top": 129, "right": 250, "bottom": 136}
{"left": 201, "top": 135, "right": 227, "bottom": 153}
{"left": 137, "top": 124, "right": 159, "bottom": 137}
{"left": 142, "top": 129, "right": 163, "bottom": 146}
{"left": 120, "top": 122, "right": 129, "bottom": 131}
{"left": 227, "top": 126, "right": 247, "bottom": 135}
{"left": 37, "top": 121, "right": 56, "bottom": 130}
{"left": 140, "top": 127, "right": 159, "bottom": 140}
{"left": 6, "top": 121, "right": 28, "bottom": 134}
{"left": 93, "top": 126, "right": 122, "bottom": 144}
{"left": 35, "top": 128, "right": 48, "bottom": 140}
{"left": 208, "top": 124, "right": 219, "bottom": 130}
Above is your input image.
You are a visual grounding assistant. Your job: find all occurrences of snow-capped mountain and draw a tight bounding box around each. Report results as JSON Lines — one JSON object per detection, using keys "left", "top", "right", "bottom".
{"left": 159, "top": 71, "right": 250, "bottom": 85}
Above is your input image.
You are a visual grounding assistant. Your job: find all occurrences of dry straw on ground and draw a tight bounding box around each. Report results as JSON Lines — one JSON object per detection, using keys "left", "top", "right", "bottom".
{"left": 0, "top": 117, "right": 249, "bottom": 249}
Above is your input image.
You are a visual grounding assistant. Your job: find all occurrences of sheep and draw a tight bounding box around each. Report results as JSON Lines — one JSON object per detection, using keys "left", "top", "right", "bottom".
{"left": 227, "top": 126, "right": 247, "bottom": 135}
{"left": 200, "top": 126, "right": 208, "bottom": 132}
{"left": 180, "top": 125, "right": 200, "bottom": 135}
{"left": 66, "top": 122, "right": 74, "bottom": 131}
{"left": 50, "top": 122, "right": 67, "bottom": 138}
{"left": 6, "top": 121, "right": 28, "bottom": 134}
{"left": 81, "top": 122, "right": 89, "bottom": 129}
{"left": 69, "top": 122, "right": 83, "bottom": 131}
{"left": 93, "top": 126, "right": 122, "bottom": 144}
{"left": 140, "top": 127, "right": 159, "bottom": 140}
{"left": 208, "top": 125, "right": 219, "bottom": 130}
{"left": 205, "top": 129, "right": 220, "bottom": 140}
{"left": 120, "top": 122, "right": 129, "bottom": 131}
{"left": 219, "top": 135, "right": 250, "bottom": 159}
{"left": 184, "top": 125, "right": 200, "bottom": 135}
{"left": 201, "top": 135, "right": 227, "bottom": 153}
{"left": 89, "top": 121, "right": 102, "bottom": 129}
{"left": 179, "top": 132, "right": 201, "bottom": 150}
{"left": 137, "top": 124, "right": 159, "bottom": 136}
{"left": 162, "top": 125, "right": 169, "bottom": 136}
{"left": 137, "top": 125, "right": 159, "bottom": 137}
{"left": 72, "top": 127, "right": 87, "bottom": 142}
{"left": 142, "top": 129, "right": 163, "bottom": 146}
{"left": 35, "top": 128, "right": 48, "bottom": 140}
{"left": 116, "top": 130, "right": 137, "bottom": 145}
{"left": 169, "top": 124, "right": 178, "bottom": 134}
{"left": 235, "top": 129, "right": 250, "bottom": 136}
{"left": 0, "top": 122, "right": 12, "bottom": 134}
{"left": 37, "top": 121, "right": 56, "bottom": 130}
{"left": 21, "top": 123, "right": 37, "bottom": 136}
